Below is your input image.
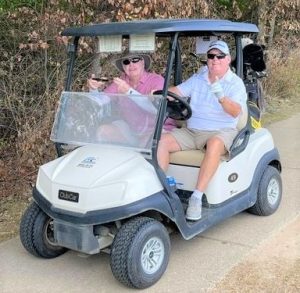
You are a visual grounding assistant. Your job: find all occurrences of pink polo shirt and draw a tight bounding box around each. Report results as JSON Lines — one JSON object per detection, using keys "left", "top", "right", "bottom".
{"left": 104, "top": 71, "right": 164, "bottom": 95}
{"left": 103, "top": 71, "right": 176, "bottom": 133}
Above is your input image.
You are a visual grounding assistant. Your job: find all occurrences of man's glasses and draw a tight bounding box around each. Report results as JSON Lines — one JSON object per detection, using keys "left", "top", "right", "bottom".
{"left": 122, "top": 57, "right": 142, "bottom": 65}
{"left": 207, "top": 53, "right": 226, "bottom": 60}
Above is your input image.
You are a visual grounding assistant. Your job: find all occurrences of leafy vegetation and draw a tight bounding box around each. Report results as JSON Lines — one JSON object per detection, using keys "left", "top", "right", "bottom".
{"left": 0, "top": 0, "right": 43, "bottom": 12}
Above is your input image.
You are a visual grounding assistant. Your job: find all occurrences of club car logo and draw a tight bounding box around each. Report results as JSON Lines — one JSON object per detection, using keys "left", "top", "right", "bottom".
{"left": 77, "top": 156, "right": 97, "bottom": 168}
{"left": 58, "top": 190, "right": 79, "bottom": 203}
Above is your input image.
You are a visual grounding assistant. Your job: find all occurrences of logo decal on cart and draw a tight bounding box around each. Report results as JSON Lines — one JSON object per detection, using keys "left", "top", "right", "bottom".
{"left": 58, "top": 190, "right": 79, "bottom": 202}
{"left": 77, "top": 156, "right": 97, "bottom": 168}
{"left": 228, "top": 173, "right": 238, "bottom": 182}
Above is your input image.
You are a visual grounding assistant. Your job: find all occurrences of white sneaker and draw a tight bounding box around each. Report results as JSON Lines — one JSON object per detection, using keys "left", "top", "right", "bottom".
{"left": 186, "top": 196, "right": 202, "bottom": 221}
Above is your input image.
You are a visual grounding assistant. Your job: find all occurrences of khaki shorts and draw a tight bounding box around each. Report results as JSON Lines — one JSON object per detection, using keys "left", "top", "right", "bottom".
{"left": 171, "top": 128, "right": 238, "bottom": 152}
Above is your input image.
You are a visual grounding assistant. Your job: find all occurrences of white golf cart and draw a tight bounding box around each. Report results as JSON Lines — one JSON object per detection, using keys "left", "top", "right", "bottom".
{"left": 20, "top": 19, "right": 282, "bottom": 289}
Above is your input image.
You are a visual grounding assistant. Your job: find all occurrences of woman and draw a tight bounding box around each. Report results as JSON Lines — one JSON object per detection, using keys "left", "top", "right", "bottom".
{"left": 87, "top": 53, "right": 176, "bottom": 144}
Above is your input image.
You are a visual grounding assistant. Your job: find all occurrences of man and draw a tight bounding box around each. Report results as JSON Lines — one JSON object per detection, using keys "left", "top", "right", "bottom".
{"left": 87, "top": 53, "right": 176, "bottom": 142}
{"left": 157, "top": 40, "right": 247, "bottom": 221}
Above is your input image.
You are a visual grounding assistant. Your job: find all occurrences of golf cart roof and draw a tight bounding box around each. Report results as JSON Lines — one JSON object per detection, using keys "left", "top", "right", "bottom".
{"left": 62, "top": 18, "right": 259, "bottom": 37}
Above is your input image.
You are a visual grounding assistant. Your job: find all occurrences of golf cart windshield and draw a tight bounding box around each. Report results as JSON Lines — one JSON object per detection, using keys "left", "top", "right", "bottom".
{"left": 51, "top": 91, "right": 163, "bottom": 153}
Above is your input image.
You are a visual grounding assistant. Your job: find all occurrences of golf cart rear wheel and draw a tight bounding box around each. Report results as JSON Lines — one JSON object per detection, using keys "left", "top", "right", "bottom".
{"left": 110, "top": 217, "right": 170, "bottom": 289}
{"left": 20, "top": 201, "right": 67, "bottom": 258}
{"left": 248, "top": 166, "right": 282, "bottom": 216}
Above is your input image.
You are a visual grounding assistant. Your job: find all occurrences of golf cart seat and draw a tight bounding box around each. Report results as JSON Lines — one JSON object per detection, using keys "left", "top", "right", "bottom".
{"left": 169, "top": 105, "right": 249, "bottom": 167}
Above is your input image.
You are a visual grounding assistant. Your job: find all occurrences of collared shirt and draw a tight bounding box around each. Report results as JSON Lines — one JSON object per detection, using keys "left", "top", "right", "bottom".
{"left": 103, "top": 71, "right": 164, "bottom": 134}
{"left": 104, "top": 71, "right": 164, "bottom": 95}
{"left": 177, "top": 68, "right": 247, "bottom": 130}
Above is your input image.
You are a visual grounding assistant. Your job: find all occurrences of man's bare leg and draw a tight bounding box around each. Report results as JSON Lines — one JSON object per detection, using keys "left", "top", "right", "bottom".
{"left": 186, "top": 136, "right": 226, "bottom": 220}
{"left": 157, "top": 133, "right": 181, "bottom": 171}
{"left": 196, "top": 136, "right": 226, "bottom": 192}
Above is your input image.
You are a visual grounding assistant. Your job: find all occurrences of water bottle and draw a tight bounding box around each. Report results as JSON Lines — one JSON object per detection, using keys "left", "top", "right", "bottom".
{"left": 166, "top": 176, "right": 177, "bottom": 192}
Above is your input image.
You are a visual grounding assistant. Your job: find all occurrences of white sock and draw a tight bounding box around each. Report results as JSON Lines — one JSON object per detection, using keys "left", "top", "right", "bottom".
{"left": 191, "top": 190, "right": 203, "bottom": 200}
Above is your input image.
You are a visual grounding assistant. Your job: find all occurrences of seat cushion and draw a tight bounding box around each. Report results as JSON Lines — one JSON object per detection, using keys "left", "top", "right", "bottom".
{"left": 170, "top": 150, "right": 205, "bottom": 167}
{"left": 170, "top": 149, "right": 228, "bottom": 167}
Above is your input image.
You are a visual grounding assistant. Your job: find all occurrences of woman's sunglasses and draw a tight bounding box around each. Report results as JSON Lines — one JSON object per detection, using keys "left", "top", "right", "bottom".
{"left": 122, "top": 57, "right": 142, "bottom": 65}
{"left": 207, "top": 53, "right": 226, "bottom": 60}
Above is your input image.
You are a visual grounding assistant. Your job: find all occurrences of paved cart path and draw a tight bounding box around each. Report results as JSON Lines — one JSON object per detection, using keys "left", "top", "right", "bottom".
{"left": 1, "top": 113, "right": 300, "bottom": 293}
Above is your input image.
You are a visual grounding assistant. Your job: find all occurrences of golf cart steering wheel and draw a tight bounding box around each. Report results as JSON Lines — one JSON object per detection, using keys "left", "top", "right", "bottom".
{"left": 153, "top": 90, "right": 192, "bottom": 121}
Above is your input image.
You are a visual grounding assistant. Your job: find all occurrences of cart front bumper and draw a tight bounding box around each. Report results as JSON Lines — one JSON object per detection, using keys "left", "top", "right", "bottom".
{"left": 54, "top": 220, "right": 100, "bottom": 254}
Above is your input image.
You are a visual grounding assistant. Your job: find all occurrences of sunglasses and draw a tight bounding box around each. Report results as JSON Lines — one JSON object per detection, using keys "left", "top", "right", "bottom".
{"left": 207, "top": 53, "right": 226, "bottom": 60}
{"left": 92, "top": 77, "right": 109, "bottom": 82}
{"left": 122, "top": 57, "right": 142, "bottom": 65}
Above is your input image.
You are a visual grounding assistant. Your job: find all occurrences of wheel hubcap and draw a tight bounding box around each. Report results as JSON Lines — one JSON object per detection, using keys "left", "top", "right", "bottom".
{"left": 44, "top": 219, "right": 56, "bottom": 245}
{"left": 267, "top": 177, "right": 280, "bottom": 206}
{"left": 141, "top": 237, "right": 164, "bottom": 274}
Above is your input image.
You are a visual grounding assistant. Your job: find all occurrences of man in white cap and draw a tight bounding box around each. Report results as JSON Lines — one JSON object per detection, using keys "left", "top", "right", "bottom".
{"left": 158, "top": 40, "right": 247, "bottom": 221}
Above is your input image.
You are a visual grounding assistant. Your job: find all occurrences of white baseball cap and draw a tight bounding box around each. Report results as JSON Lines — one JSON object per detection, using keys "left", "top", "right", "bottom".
{"left": 207, "top": 40, "right": 230, "bottom": 55}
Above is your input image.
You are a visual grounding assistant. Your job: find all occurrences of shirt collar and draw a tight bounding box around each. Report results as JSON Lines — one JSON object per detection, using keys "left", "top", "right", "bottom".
{"left": 139, "top": 71, "right": 148, "bottom": 84}
{"left": 204, "top": 67, "right": 233, "bottom": 82}
{"left": 223, "top": 68, "right": 234, "bottom": 82}
{"left": 122, "top": 71, "right": 148, "bottom": 85}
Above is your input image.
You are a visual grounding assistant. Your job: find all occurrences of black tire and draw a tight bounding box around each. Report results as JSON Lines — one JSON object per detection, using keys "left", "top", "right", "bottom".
{"left": 110, "top": 217, "right": 170, "bottom": 289}
{"left": 248, "top": 166, "right": 282, "bottom": 216}
{"left": 20, "top": 201, "right": 67, "bottom": 258}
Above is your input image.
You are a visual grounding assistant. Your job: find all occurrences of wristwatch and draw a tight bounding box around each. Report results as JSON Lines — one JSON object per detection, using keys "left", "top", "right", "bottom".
{"left": 218, "top": 97, "right": 225, "bottom": 104}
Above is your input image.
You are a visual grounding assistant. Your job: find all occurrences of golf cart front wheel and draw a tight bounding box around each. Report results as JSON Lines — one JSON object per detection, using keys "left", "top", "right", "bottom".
{"left": 248, "top": 165, "right": 282, "bottom": 216}
{"left": 110, "top": 217, "right": 170, "bottom": 289}
{"left": 20, "top": 201, "right": 67, "bottom": 258}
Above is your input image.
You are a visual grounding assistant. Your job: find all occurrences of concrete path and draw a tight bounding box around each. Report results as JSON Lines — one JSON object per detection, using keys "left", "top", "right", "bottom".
{"left": 1, "top": 113, "right": 300, "bottom": 293}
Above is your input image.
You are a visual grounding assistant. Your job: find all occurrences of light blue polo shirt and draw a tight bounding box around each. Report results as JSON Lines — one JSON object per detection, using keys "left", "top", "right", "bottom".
{"left": 177, "top": 68, "right": 247, "bottom": 130}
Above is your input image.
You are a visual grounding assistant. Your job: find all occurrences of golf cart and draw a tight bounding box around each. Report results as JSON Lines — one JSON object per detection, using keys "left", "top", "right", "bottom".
{"left": 20, "top": 19, "right": 282, "bottom": 289}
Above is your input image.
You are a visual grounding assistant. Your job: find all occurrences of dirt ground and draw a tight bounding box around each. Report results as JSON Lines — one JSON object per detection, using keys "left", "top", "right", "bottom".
{"left": 0, "top": 97, "right": 300, "bottom": 290}
{"left": 212, "top": 215, "right": 300, "bottom": 292}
